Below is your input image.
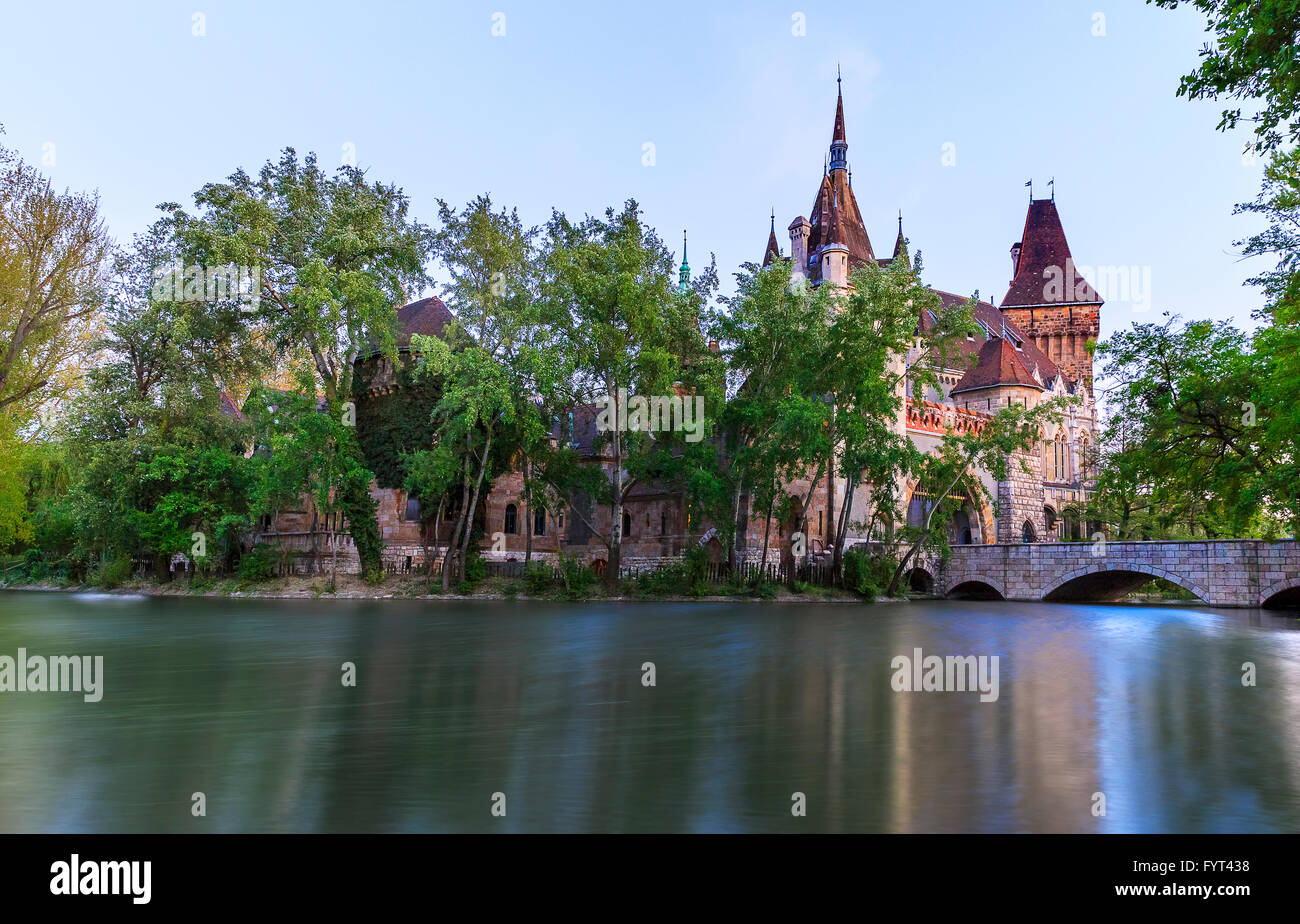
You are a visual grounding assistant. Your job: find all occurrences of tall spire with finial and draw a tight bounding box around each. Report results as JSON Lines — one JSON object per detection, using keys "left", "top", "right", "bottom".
{"left": 891, "top": 210, "right": 909, "bottom": 264}
{"left": 829, "top": 67, "right": 848, "bottom": 172}
{"left": 762, "top": 209, "right": 781, "bottom": 266}
{"left": 678, "top": 230, "right": 690, "bottom": 293}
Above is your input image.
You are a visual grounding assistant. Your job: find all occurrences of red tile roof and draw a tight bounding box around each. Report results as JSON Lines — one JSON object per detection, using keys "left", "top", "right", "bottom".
{"left": 1001, "top": 199, "right": 1102, "bottom": 308}
{"left": 396, "top": 296, "right": 454, "bottom": 345}
{"left": 806, "top": 169, "right": 874, "bottom": 281}
{"left": 921, "top": 290, "right": 1061, "bottom": 385}
{"left": 950, "top": 336, "right": 1044, "bottom": 395}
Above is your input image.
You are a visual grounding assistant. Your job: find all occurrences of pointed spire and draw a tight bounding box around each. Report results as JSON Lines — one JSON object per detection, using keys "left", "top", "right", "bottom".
{"left": 763, "top": 209, "right": 781, "bottom": 266}
{"left": 891, "top": 210, "right": 908, "bottom": 264}
{"left": 829, "top": 72, "right": 848, "bottom": 171}
{"left": 678, "top": 230, "right": 690, "bottom": 293}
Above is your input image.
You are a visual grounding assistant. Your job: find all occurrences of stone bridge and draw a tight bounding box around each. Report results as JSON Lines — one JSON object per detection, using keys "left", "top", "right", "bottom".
{"left": 919, "top": 540, "right": 1300, "bottom": 609}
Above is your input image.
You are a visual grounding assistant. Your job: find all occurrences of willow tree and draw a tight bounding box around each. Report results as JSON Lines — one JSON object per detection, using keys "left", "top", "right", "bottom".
{"left": 163, "top": 149, "right": 430, "bottom": 578}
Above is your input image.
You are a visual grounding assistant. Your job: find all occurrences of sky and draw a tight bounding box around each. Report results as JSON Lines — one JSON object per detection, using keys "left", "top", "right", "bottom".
{"left": 0, "top": 0, "right": 1272, "bottom": 345}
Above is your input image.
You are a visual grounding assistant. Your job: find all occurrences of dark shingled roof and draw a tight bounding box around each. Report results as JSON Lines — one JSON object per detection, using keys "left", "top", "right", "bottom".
{"left": 950, "top": 336, "right": 1045, "bottom": 395}
{"left": 921, "top": 290, "right": 1064, "bottom": 391}
{"left": 1001, "top": 199, "right": 1102, "bottom": 308}
{"left": 762, "top": 213, "right": 782, "bottom": 266}
{"left": 807, "top": 169, "right": 874, "bottom": 282}
{"left": 395, "top": 296, "right": 454, "bottom": 346}
{"left": 803, "top": 89, "right": 874, "bottom": 283}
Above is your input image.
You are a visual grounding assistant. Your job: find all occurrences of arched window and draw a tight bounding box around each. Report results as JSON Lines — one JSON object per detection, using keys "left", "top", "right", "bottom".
{"left": 952, "top": 508, "right": 972, "bottom": 545}
{"left": 533, "top": 508, "right": 546, "bottom": 536}
{"left": 1021, "top": 520, "right": 1037, "bottom": 544}
{"left": 622, "top": 510, "right": 632, "bottom": 537}
{"left": 906, "top": 492, "right": 929, "bottom": 528}
{"left": 1043, "top": 506, "right": 1057, "bottom": 535}
{"left": 504, "top": 504, "right": 517, "bottom": 535}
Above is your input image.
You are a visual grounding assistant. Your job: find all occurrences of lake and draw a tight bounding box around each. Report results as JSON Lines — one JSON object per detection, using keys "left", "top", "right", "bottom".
{"left": 1, "top": 591, "right": 1297, "bottom": 832}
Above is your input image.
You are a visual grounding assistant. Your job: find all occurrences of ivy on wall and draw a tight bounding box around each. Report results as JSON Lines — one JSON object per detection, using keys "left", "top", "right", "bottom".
{"left": 352, "top": 353, "right": 443, "bottom": 489}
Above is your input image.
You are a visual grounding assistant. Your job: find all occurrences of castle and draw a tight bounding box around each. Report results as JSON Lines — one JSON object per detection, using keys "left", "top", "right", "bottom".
{"left": 262, "top": 82, "right": 1103, "bottom": 575}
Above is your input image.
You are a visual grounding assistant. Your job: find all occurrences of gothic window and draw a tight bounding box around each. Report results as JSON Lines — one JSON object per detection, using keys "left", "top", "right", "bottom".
{"left": 906, "top": 492, "right": 929, "bottom": 528}
{"left": 533, "top": 508, "right": 546, "bottom": 536}
{"left": 1021, "top": 520, "right": 1037, "bottom": 543}
{"left": 952, "top": 508, "right": 973, "bottom": 545}
{"left": 622, "top": 510, "right": 632, "bottom": 537}
{"left": 504, "top": 504, "right": 517, "bottom": 535}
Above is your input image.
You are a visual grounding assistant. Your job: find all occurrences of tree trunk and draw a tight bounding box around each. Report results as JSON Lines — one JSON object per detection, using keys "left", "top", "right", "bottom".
{"left": 523, "top": 454, "right": 533, "bottom": 567}
{"left": 886, "top": 465, "right": 968, "bottom": 597}
{"left": 457, "top": 428, "right": 494, "bottom": 584}
{"left": 607, "top": 382, "right": 622, "bottom": 590}
{"left": 728, "top": 482, "right": 743, "bottom": 575}
{"left": 832, "top": 473, "right": 857, "bottom": 584}
{"left": 757, "top": 475, "right": 776, "bottom": 587}
{"left": 442, "top": 458, "right": 472, "bottom": 592}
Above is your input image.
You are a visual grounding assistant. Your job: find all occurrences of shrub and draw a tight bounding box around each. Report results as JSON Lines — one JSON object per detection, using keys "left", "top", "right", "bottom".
{"left": 524, "top": 563, "right": 553, "bottom": 595}
{"left": 463, "top": 551, "right": 488, "bottom": 585}
{"left": 841, "top": 547, "right": 897, "bottom": 601}
{"left": 556, "top": 552, "right": 595, "bottom": 599}
{"left": 238, "top": 544, "right": 279, "bottom": 582}
{"left": 90, "top": 553, "right": 134, "bottom": 590}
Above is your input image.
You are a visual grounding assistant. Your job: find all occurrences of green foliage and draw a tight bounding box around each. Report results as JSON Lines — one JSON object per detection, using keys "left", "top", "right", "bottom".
{"left": 1093, "top": 314, "right": 1282, "bottom": 537}
{"left": 524, "top": 562, "right": 553, "bottom": 595}
{"left": 90, "top": 553, "right": 134, "bottom": 590}
{"left": 463, "top": 550, "right": 488, "bottom": 584}
{"left": 843, "top": 547, "right": 897, "bottom": 601}
{"left": 354, "top": 358, "right": 444, "bottom": 489}
{"left": 238, "top": 543, "right": 279, "bottom": 582}
{"left": 1151, "top": 0, "right": 1300, "bottom": 155}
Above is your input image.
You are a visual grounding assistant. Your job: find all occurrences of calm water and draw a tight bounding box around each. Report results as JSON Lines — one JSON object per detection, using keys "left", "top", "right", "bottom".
{"left": 1, "top": 591, "right": 1298, "bottom": 833}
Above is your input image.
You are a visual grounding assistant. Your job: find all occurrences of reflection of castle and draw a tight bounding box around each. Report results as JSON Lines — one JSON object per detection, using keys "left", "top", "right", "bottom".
{"left": 263, "top": 83, "right": 1103, "bottom": 574}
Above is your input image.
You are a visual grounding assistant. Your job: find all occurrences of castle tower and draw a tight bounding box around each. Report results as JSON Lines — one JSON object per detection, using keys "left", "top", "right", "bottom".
{"left": 999, "top": 198, "right": 1102, "bottom": 389}
{"left": 805, "top": 78, "right": 874, "bottom": 286}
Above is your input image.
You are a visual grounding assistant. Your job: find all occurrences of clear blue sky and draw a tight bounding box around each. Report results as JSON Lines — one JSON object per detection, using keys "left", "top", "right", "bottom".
{"left": 0, "top": 0, "right": 1269, "bottom": 342}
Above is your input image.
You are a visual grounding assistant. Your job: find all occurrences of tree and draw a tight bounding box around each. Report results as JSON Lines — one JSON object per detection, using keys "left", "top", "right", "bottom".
{"left": 1094, "top": 313, "right": 1286, "bottom": 536}
{"left": 885, "top": 398, "right": 1070, "bottom": 597}
{"left": 164, "top": 149, "right": 430, "bottom": 579}
{"left": 411, "top": 194, "right": 551, "bottom": 589}
{"left": 60, "top": 231, "right": 256, "bottom": 574}
{"left": 713, "top": 258, "right": 832, "bottom": 579}
{"left": 0, "top": 131, "right": 111, "bottom": 429}
{"left": 1151, "top": 0, "right": 1300, "bottom": 154}
{"left": 822, "top": 257, "right": 975, "bottom": 582}
{"left": 534, "top": 201, "right": 704, "bottom": 588}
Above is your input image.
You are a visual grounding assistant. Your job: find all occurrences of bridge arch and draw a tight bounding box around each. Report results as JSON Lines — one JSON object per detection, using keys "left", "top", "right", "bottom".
{"left": 943, "top": 575, "right": 1007, "bottom": 600}
{"left": 907, "top": 566, "right": 935, "bottom": 594}
{"left": 1259, "top": 576, "right": 1300, "bottom": 609}
{"left": 1041, "top": 562, "right": 1210, "bottom": 604}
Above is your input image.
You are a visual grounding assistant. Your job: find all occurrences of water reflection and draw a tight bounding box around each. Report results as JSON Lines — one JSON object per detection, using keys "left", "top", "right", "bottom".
{"left": 0, "top": 592, "right": 1296, "bottom": 832}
